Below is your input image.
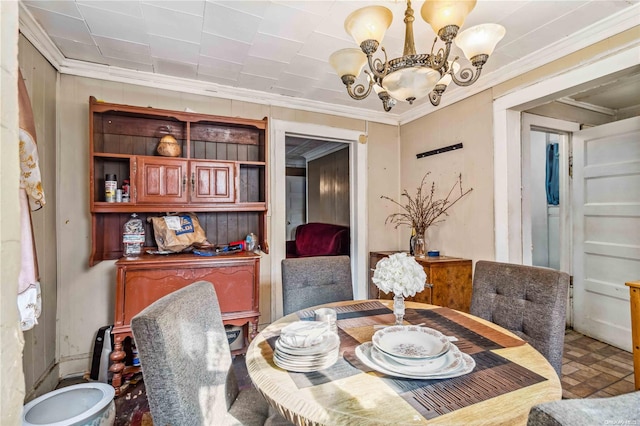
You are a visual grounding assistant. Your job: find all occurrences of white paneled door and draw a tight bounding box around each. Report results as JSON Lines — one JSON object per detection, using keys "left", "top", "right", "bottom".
{"left": 572, "top": 116, "right": 640, "bottom": 351}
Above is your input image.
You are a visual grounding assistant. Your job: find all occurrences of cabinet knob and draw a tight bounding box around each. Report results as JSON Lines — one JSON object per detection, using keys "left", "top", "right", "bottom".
{"left": 182, "top": 174, "right": 187, "bottom": 192}
{"left": 191, "top": 172, "right": 195, "bottom": 192}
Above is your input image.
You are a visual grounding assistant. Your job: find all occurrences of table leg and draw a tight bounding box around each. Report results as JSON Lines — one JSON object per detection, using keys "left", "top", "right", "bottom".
{"left": 628, "top": 284, "right": 640, "bottom": 390}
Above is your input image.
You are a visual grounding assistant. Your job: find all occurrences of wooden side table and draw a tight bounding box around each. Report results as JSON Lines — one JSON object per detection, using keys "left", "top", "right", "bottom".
{"left": 369, "top": 251, "right": 473, "bottom": 312}
{"left": 626, "top": 280, "right": 640, "bottom": 390}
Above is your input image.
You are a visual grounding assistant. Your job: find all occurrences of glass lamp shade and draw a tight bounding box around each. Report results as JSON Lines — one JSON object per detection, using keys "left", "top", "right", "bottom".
{"left": 329, "top": 48, "right": 368, "bottom": 78}
{"left": 344, "top": 6, "right": 393, "bottom": 46}
{"left": 437, "top": 61, "right": 461, "bottom": 86}
{"left": 420, "top": 0, "right": 477, "bottom": 34}
{"left": 455, "top": 23, "right": 506, "bottom": 60}
{"left": 381, "top": 67, "right": 441, "bottom": 102}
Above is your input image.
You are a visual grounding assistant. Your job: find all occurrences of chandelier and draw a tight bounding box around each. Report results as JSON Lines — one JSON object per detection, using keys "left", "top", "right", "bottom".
{"left": 329, "top": 0, "right": 505, "bottom": 112}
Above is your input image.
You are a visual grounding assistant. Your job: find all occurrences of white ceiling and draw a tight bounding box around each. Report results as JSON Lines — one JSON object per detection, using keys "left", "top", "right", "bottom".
{"left": 19, "top": 0, "right": 640, "bottom": 123}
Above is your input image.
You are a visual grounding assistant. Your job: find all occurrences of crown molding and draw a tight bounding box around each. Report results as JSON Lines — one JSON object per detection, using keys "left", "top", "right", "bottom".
{"left": 18, "top": 1, "right": 639, "bottom": 127}
{"left": 18, "top": 1, "right": 64, "bottom": 70}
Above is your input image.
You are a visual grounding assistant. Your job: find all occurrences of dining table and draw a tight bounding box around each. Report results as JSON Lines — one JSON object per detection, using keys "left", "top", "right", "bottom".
{"left": 246, "top": 299, "right": 562, "bottom": 426}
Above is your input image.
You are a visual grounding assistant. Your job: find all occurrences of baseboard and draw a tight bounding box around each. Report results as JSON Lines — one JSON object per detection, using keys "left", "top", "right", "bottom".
{"left": 24, "top": 363, "right": 59, "bottom": 402}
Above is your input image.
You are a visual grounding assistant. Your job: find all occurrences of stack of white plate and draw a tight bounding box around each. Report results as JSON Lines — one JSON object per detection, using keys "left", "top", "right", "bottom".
{"left": 274, "top": 321, "right": 340, "bottom": 373}
{"left": 355, "top": 325, "right": 475, "bottom": 379}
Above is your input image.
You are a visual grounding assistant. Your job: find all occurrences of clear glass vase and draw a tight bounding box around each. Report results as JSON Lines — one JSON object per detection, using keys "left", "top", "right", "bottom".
{"left": 393, "top": 294, "right": 405, "bottom": 325}
{"left": 414, "top": 234, "right": 426, "bottom": 258}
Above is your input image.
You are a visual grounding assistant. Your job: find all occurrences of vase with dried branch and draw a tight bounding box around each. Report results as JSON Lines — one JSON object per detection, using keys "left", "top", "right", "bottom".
{"left": 381, "top": 172, "right": 472, "bottom": 257}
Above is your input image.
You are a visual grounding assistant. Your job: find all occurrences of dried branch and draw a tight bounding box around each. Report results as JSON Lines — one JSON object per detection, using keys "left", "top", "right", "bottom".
{"left": 381, "top": 172, "right": 472, "bottom": 235}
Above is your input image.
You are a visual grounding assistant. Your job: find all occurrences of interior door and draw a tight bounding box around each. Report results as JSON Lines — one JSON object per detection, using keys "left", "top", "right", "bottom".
{"left": 572, "top": 116, "right": 640, "bottom": 351}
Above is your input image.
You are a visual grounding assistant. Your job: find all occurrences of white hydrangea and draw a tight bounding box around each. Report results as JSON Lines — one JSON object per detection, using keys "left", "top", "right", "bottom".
{"left": 372, "top": 252, "right": 427, "bottom": 297}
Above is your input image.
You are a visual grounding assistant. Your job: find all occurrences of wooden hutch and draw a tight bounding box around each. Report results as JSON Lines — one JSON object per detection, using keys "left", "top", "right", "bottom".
{"left": 88, "top": 97, "right": 268, "bottom": 395}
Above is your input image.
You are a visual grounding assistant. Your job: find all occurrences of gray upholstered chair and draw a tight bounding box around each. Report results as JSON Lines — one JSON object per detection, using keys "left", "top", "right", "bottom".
{"left": 527, "top": 391, "right": 640, "bottom": 425}
{"left": 281, "top": 255, "right": 353, "bottom": 315}
{"left": 131, "top": 281, "right": 292, "bottom": 426}
{"left": 470, "top": 261, "right": 569, "bottom": 377}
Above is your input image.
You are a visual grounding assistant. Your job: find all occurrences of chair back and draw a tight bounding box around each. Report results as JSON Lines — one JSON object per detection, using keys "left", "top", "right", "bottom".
{"left": 470, "top": 261, "right": 569, "bottom": 376}
{"left": 281, "top": 255, "right": 353, "bottom": 315}
{"left": 131, "top": 281, "right": 239, "bottom": 425}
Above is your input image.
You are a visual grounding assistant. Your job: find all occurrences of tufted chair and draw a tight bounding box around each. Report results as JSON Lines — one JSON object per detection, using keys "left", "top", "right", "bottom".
{"left": 470, "top": 261, "right": 569, "bottom": 377}
{"left": 527, "top": 391, "right": 640, "bottom": 425}
{"left": 281, "top": 255, "right": 353, "bottom": 315}
{"left": 131, "top": 281, "right": 293, "bottom": 426}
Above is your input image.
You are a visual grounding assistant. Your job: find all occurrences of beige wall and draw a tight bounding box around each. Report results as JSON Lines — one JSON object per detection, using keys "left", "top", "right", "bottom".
{"left": 1, "top": 1, "right": 25, "bottom": 423}
{"left": 367, "top": 121, "right": 402, "bottom": 251}
{"left": 18, "top": 35, "right": 59, "bottom": 400}
{"left": 398, "top": 90, "right": 495, "bottom": 263}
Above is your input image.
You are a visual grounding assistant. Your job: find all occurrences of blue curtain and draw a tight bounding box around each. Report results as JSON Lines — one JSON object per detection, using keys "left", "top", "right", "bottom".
{"left": 546, "top": 143, "right": 559, "bottom": 205}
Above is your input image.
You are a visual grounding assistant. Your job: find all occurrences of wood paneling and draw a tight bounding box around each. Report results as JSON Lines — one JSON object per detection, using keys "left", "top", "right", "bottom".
{"left": 308, "top": 147, "right": 349, "bottom": 226}
{"left": 19, "top": 35, "right": 59, "bottom": 397}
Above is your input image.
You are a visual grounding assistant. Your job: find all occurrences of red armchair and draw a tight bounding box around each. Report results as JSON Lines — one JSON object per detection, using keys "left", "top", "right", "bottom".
{"left": 286, "top": 223, "right": 350, "bottom": 258}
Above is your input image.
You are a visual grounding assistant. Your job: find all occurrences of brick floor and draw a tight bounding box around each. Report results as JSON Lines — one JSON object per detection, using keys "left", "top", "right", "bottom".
{"left": 562, "top": 329, "right": 636, "bottom": 399}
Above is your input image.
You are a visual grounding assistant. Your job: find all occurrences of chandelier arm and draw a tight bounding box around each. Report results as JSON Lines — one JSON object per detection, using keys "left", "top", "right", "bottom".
{"left": 366, "top": 47, "right": 390, "bottom": 79}
{"left": 345, "top": 72, "right": 375, "bottom": 100}
{"left": 450, "top": 65, "right": 482, "bottom": 87}
{"left": 429, "top": 40, "right": 452, "bottom": 71}
{"left": 428, "top": 91, "right": 441, "bottom": 106}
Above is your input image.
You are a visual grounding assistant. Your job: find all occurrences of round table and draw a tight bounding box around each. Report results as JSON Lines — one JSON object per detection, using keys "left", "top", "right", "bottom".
{"left": 246, "top": 300, "right": 561, "bottom": 425}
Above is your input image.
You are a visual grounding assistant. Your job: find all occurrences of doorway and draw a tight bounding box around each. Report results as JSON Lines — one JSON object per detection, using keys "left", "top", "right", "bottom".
{"left": 285, "top": 136, "right": 350, "bottom": 240}
{"left": 271, "top": 120, "right": 367, "bottom": 320}
{"left": 495, "top": 48, "right": 640, "bottom": 351}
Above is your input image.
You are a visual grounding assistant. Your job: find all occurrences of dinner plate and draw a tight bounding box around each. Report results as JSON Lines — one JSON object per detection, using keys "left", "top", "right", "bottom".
{"left": 274, "top": 350, "right": 339, "bottom": 373}
{"left": 278, "top": 321, "right": 331, "bottom": 349}
{"left": 276, "top": 332, "right": 340, "bottom": 356}
{"left": 370, "top": 344, "right": 462, "bottom": 376}
{"left": 372, "top": 325, "right": 450, "bottom": 362}
{"left": 355, "top": 343, "right": 475, "bottom": 379}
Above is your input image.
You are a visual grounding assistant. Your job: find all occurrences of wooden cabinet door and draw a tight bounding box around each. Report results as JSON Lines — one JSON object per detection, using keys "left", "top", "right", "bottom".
{"left": 137, "top": 157, "right": 188, "bottom": 203}
{"left": 190, "top": 160, "right": 235, "bottom": 203}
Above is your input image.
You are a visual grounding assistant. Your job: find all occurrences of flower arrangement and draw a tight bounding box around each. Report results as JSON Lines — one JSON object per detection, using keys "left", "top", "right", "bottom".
{"left": 372, "top": 252, "right": 427, "bottom": 297}
{"left": 381, "top": 172, "right": 472, "bottom": 237}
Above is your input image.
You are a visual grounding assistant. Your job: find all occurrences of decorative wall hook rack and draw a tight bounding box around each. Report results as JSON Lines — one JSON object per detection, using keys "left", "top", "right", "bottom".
{"left": 416, "top": 142, "right": 463, "bottom": 159}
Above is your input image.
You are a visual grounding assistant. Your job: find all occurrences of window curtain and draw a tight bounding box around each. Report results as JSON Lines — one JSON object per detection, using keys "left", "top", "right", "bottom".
{"left": 546, "top": 143, "right": 559, "bottom": 205}
{"left": 17, "top": 69, "right": 46, "bottom": 331}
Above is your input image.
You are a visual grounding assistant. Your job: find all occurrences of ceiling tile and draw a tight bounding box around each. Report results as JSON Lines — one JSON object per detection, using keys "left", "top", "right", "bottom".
{"left": 278, "top": 72, "right": 320, "bottom": 93}
{"left": 211, "top": 1, "right": 270, "bottom": 18}
{"left": 237, "top": 72, "right": 278, "bottom": 91}
{"left": 198, "top": 60, "right": 242, "bottom": 81}
{"left": 274, "top": 0, "right": 334, "bottom": 16}
{"left": 287, "top": 54, "right": 332, "bottom": 81}
{"left": 296, "top": 31, "right": 345, "bottom": 63}
{"left": 76, "top": 3, "right": 149, "bottom": 44}
{"left": 199, "top": 32, "right": 251, "bottom": 63}
{"left": 243, "top": 56, "right": 287, "bottom": 80}
{"left": 104, "top": 57, "right": 154, "bottom": 73}
{"left": 93, "top": 36, "right": 152, "bottom": 64}
{"left": 23, "top": 1, "right": 83, "bottom": 19}
{"left": 148, "top": 35, "right": 200, "bottom": 64}
{"left": 25, "top": 7, "right": 94, "bottom": 45}
{"left": 202, "top": 3, "right": 262, "bottom": 44}
{"left": 196, "top": 72, "right": 239, "bottom": 87}
{"left": 248, "top": 33, "right": 302, "bottom": 63}
{"left": 50, "top": 36, "right": 106, "bottom": 65}
{"left": 258, "top": 3, "right": 320, "bottom": 42}
{"left": 76, "top": 1, "right": 143, "bottom": 18}
{"left": 142, "top": 1, "right": 206, "bottom": 17}
{"left": 152, "top": 58, "right": 198, "bottom": 79}
{"left": 140, "top": 3, "right": 204, "bottom": 44}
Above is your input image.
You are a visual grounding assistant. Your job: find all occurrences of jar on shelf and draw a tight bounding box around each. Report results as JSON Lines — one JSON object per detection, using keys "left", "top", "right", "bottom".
{"left": 123, "top": 214, "right": 145, "bottom": 257}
